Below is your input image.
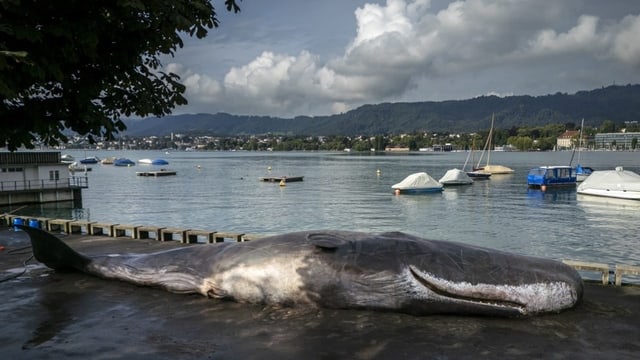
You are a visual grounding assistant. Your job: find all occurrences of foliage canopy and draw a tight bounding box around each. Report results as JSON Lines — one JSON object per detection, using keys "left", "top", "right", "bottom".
{"left": 0, "top": 0, "right": 240, "bottom": 151}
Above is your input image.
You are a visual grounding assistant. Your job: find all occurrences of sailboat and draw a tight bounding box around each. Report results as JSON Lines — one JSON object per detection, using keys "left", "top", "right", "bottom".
{"left": 571, "top": 119, "right": 594, "bottom": 182}
{"left": 474, "top": 113, "right": 514, "bottom": 175}
{"left": 462, "top": 139, "right": 491, "bottom": 179}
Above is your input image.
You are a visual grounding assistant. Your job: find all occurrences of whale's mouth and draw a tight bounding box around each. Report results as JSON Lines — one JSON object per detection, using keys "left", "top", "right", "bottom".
{"left": 409, "top": 265, "right": 526, "bottom": 312}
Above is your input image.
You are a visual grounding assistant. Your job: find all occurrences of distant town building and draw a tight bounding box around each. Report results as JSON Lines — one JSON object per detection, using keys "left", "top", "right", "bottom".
{"left": 556, "top": 130, "right": 579, "bottom": 150}
{"left": 594, "top": 132, "right": 640, "bottom": 150}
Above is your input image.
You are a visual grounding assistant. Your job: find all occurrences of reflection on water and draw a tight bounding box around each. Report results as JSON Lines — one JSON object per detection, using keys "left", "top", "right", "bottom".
{"left": 4, "top": 150, "right": 640, "bottom": 281}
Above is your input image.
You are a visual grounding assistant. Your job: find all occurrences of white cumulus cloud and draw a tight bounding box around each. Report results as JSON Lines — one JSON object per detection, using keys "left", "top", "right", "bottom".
{"left": 165, "top": 0, "right": 640, "bottom": 118}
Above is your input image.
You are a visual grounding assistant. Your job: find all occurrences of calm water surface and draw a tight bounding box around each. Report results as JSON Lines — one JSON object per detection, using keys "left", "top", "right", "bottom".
{"left": 9, "top": 150, "right": 640, "bottom": 280}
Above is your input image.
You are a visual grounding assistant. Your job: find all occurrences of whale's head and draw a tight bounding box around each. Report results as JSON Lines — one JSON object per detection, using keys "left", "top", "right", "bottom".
{"left": 305, "top": 231, "right": 583, "bottom": 316}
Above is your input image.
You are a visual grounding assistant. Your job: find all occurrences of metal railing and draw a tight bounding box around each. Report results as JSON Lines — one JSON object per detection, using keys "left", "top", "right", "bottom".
{"left": 0, "top": 176, "right": 88, "bottom": 192}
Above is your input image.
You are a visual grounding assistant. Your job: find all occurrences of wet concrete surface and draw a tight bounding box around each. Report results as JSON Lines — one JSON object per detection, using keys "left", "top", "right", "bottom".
{"left": 1, "top": 227, "right": 639, "bottom": 359}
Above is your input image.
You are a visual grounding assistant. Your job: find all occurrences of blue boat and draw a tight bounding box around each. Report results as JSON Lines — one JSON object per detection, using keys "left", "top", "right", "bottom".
{"left": 575, "top": 164, "right": 594, "bottom": 182}
{"left": 114, "top": 158, "right": 135, "bottom": 167}
{"left": 527, "top": 166, "right": 576, "bottom": 190}
{"left": 138, "top": 158, "right": 169, "bottom": 165}
{"left": 79, "top": 156, "right": 100, "bottom": 164}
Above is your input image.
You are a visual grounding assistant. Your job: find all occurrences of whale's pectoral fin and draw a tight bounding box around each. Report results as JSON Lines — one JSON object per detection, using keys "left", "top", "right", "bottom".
{"left": 17, "top": 225, "right": 91, "bottom": 272}
{"left": 307, "top": 232, "right": 350, "bottom": 250}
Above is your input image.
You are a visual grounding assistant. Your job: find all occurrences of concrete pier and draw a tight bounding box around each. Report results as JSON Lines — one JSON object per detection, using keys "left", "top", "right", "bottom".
{"left": 0, "top": 215, "right": 262, "bottom": 243}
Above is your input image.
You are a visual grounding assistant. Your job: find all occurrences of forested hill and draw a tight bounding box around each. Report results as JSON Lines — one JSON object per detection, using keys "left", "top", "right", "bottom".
{"left": 124, "top": 84, "right": 640, "bottom": 136}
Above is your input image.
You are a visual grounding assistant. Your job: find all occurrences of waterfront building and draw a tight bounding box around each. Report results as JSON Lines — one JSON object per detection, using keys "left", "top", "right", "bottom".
{"left": 556, "top": 130, "right": 579, "bottom": 150}
{"left": 0, "top": 151, "right": 88, "bottom": 207}
{"left": 594, "top": 132, "right": 640, "bottom": 150}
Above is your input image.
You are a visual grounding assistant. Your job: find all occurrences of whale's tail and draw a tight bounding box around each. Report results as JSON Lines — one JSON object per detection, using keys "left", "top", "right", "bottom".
{"left": 17, "top": 225, "right": 91, "bottom": 272}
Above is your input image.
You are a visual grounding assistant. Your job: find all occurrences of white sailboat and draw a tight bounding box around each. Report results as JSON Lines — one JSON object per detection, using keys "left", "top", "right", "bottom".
{"left": 474, "top": 113, "right": 514, "bottom": 175}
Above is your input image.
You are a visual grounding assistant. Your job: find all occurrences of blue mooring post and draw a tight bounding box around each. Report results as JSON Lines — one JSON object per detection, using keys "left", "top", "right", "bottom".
{"left": 28, "top": 218, "right": 40, "bottom": 229}
{"left": 12, "top": 217, "right": 24, "bottom": 231}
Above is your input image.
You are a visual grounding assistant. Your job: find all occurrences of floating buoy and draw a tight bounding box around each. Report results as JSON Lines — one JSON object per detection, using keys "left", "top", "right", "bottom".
{"left": 279, "top": 179, "right": 286, "bottom": 187}
{"left": 376, "top": 169, "right": 381, "bottom": 176}
{"left": 394, "top": 189, "right": 400, "bottom": 195}
{"left": 196, "top": 165, "right": 202, "bottom": 169}
{"left": 268, "top": 166, "right": 272, "bottom": 171}
{"left": 0, "top": 245, "right": 5, "bottom": 252}
{"left": 541, "top": 185, "right": 547, "bottom": 192}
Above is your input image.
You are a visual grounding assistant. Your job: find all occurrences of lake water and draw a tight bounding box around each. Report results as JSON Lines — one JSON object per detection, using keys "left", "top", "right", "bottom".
{"left": 7, "top": 149, "right": 640, "bottom": 281}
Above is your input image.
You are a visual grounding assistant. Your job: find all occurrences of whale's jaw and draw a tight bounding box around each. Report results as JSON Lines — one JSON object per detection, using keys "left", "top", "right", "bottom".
{"left": 408, "top": 265, "right": 582, "bottom": 316}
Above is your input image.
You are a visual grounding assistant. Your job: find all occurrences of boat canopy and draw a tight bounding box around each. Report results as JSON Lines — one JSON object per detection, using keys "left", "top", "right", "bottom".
{"left": 577, "top": 167, "right": 640, "bottom": 194}
{"left": 439, "top": 168, "right": 473, "bottom": 185}
{"left": 392, "top": 172, "right": 443, "bottom": 190}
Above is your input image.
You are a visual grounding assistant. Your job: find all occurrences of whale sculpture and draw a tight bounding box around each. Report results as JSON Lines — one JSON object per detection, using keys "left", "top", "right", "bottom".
{"left": 18, "top": 226, "right": 583, "bottom": 316}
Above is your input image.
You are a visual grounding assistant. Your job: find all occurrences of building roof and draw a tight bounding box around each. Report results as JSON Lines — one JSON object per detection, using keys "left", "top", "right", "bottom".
{"left": 558, "top": 130, "right": 579, "bottom": 139}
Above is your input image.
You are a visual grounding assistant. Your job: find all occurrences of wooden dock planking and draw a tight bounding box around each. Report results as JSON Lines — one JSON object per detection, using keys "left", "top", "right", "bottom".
{"left": 68, "top": 220, "right": 96, "bottom": 234}
{"left": 214, "top": 232, "right": 245, "bottom": 243}
{"left": 615, "top": 264, "right": 640, "bottom": 286}
{"left": 563, "top": 260, "right": 610, "bottom": 285}
{"left": 259, "top": 176, "right": 304, "bottom": 183}
{"left": 90, "top": 223, "right": 118, "bottom": 237}
{"left": 160, "top": 228, "right": 190, "bottom": 242}
{"left": 136, "top": 226, "right": 165, "bottom": 240}
{"left": 112, "top": 224, "right": 140, "bottom": 239}
{"left": 185, "top": 229, "right": 217, "bottom": 244}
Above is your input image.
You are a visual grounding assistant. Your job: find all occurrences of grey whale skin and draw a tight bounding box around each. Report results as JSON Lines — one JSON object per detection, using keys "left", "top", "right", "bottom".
{"left": 19, "top": 226, "right": 583, "bottom": 317}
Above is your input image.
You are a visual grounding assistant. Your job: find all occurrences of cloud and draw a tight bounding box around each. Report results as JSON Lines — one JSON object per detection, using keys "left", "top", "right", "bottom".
{"left": 166, "top": 0, "right": 640, "bottom": 118}
{"left": 610, "top": 14, "right": 640, "bottom": 67}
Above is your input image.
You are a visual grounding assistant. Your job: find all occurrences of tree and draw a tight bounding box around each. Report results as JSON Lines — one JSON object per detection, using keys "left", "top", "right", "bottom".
{"left": 600, "top": 120, "right": 616, "bottom": 133}
{"left": 0, "top": 0, "right": 240, "bottom": 151}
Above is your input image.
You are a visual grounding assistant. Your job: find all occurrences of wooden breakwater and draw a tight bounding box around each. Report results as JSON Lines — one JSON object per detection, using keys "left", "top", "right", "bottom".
{"left": 0, "top": 215, "right": 263, "bottom": 244}
{"left": 2, "top": 214, "right": 639, "bottom": 286}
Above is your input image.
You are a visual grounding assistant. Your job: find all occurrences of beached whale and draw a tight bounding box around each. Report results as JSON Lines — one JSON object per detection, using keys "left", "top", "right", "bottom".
{"left": 19, "top": 226, "right": 583, "bottom": 316}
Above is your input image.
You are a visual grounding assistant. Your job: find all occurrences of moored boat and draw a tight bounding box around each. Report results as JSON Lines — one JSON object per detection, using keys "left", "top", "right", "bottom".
{"left": 392, "top": 172, "right": 443, "bottom": 194}
{"left": 527, "top": 166, "right": 576, "bottom": 190}
{"left": 79, "top": 156, "right": 100, "bottom": 164}
{"left": 577, "top": 167, "right": 640, "bottom": 200}
{"left": 101, "top": 156, "right": 116, "bottom": 164}
{"left": 139, "top": 158, "right": 169, "bottom": 165}
{"left": 61, "top": 154, "right": 75, "bottom": 164}
{"left": 439, "top": 168, "right": 473, "bottom": 186}
{"left": 575, "top": 164, "right": 594, "bottom": 182}
{"left": 68, "top": 161, "right": 91, "bottom": 172}
{"left": 474, "top": 114, "right": 514, "bottom": 175}
{"left": 113, "top": 158, "right": 135, "bottom": 167}
{"left": 462, "top": 140, "right": 491, "bottom": 180}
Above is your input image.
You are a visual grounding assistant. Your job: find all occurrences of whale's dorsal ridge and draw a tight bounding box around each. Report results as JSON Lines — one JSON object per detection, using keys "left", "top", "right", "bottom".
{"left": 307, "top": 232, "right": 350, "bottom": 249}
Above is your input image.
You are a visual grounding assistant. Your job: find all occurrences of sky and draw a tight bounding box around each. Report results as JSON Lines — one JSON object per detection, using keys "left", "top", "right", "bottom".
{"left": 162, "top": 0, "right": 640, "bottom": 118}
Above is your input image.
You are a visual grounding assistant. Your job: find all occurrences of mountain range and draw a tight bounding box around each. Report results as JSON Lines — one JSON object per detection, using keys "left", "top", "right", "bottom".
{"left": 123, "top": 84, "right": 640, "bottom": 136}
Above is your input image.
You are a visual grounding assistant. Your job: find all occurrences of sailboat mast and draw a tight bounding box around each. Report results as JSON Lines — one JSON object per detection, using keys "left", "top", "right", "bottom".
{"left": 486, "top": 113, "right": 494, "bottom": 167}
{"left": 475, "top": 114, "right": 493, "bottom": 169}
{"left": 577, "top": 118, "right": 584, "bottom": 163}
